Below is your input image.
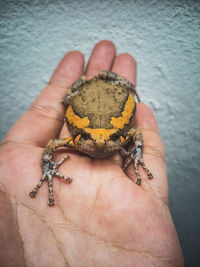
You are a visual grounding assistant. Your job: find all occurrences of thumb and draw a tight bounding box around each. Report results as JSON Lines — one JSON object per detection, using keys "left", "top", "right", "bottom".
{"left": 135, "top": 103, "right": 168, "bottom": 205}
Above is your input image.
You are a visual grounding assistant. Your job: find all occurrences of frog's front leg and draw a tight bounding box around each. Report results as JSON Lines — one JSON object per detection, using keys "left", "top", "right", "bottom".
{"left": 29, "top": 137, "right": 75, "bottom": 206}
{"left": 121, "top": 126, "right": 153, "bottom": 185}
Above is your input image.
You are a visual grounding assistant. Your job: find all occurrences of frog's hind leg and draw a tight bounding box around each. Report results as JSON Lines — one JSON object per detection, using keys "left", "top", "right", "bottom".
{"left": 98, "top": 70, "right": 141, "bottom": 102}
{"left": 63, "top": 75, "right": 87, "bottom": 105}
{"left": 29, "top": 138, "right": 75, "bottom": 206}
{"left": 122, "top": 126, "right": 153, "bottom": 185}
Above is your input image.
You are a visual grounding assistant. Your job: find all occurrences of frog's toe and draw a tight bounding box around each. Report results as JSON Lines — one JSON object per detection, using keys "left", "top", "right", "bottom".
{"left": 29, "top": 174, "right": 46, "bottom": 198}
{"left": 138, "top": 159, "right": 153, "bottom": 180}
{"left": 48, "top": 194, "right": 55, "bottom": 206}
{"left": 54, "top": 172, "right": 72, "bottom": 183}
{"left": 135, "top": 177, "right": 141, "bottom": 185}
{"left": 133, "top": 159, "right": 153, "bottom": 185}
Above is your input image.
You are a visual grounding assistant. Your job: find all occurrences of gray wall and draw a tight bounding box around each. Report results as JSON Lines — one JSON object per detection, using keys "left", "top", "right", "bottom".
{"left": 0, "top": 0, "right": 200, "bottom": 266}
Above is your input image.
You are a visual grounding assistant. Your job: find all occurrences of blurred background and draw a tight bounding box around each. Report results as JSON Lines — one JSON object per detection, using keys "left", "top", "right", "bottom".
{"left": 0, "top": 0, "right": 199, "bottom": 265}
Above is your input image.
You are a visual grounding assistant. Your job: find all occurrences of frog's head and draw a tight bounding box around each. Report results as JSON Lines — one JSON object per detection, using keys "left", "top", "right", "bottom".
{"left": 73, "top": 128, "right": 126, "bottom": 158}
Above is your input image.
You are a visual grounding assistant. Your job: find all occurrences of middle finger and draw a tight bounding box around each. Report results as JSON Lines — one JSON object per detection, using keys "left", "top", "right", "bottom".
{"left": 59, "top": 40, "right": 116, "bottom": 138}
{"left": 86, "top": 40, "right": 116, "bottom": 78}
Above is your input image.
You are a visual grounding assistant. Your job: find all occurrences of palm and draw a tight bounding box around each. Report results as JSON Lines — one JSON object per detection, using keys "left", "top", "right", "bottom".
{"left": 0, "top": 41, "right": 183, "bottom": 267}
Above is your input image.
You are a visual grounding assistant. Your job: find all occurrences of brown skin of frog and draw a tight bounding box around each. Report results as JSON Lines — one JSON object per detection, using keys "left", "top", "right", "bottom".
{"left": 29, "top": 70, "right": 153, "bottom": 206}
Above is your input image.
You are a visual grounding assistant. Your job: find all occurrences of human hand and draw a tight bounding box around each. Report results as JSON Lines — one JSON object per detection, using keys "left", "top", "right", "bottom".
{"left": 0, "top": 40, "right": 184, "bottom": 266}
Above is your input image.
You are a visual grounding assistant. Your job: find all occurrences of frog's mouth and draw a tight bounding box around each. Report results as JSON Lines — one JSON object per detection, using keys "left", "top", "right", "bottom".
{"left": 85, "top": 150, "right": 115, "bottom": 159}
{"left": 76, "top": 139, "right": 119, "bottom": 158}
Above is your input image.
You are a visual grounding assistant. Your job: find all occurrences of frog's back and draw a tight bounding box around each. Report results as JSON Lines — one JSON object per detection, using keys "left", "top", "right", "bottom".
{"left": 71, "top": 77, "right": 131, "bottom": 129}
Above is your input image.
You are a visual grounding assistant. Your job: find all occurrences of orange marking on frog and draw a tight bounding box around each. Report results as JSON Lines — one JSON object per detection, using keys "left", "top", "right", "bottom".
{"left": 65, "top": 105, "right": 90, "bottom": 129}
{"left": 84, "top": 128, "right": 118, "bottom": 144}
{"left": 110, "top": 94, "right": 135, "bottom": 129}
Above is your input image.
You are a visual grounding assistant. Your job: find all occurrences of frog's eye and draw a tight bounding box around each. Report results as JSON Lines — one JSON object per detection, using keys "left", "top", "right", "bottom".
{"left": 81, "top": 132, "right": 91, "bottom": 140}
{"left": 110, "top": 132, "right": 120, "bottom": 141}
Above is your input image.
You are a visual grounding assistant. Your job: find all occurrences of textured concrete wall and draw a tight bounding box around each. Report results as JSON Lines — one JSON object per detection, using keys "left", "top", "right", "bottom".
{"left": 0, "top": 0, "right": 200, "bottom": 265}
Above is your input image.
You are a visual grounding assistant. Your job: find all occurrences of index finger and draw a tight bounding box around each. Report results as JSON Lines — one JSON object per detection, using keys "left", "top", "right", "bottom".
{"left": 4, "top": 51, "right": 84, "bottom": 147}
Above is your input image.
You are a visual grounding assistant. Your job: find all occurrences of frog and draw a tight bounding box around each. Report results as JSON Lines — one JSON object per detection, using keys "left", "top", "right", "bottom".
{"left": 29, "top": 70, "right": 153, "bottom": 206}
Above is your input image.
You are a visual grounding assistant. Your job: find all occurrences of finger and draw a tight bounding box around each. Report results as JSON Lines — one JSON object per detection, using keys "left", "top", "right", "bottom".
{"left": 135, "top": 103, "right": 168, "bottom": 203}
{"left": 4, "top": 51, "right": 84, "bottom": 147}
{"left": 130, "top": 103, "right": 168, "bottom": 204}
{"left": 112, "top": 53, "right": 137, "bottom": 85}
{"left": 49, "top": 51, "right": 84, "bottom": 87}
{"left": 135, "top": 102, "right": 159, "bottom": 132}
{"left": 59, "top": 40, "right": 116, "bottom": 138}
{"left": 86, "top": 40, "right": 116, "bottom": 79}
{"left": 112, "top": 54, "right": 168, "bottom": 202}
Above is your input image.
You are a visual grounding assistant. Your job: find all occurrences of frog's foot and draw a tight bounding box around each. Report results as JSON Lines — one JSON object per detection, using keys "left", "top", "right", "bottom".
{"left": 122, "top": 148, "right": 153, "bottom": 185}
{"left": 29, "top": 156, "right": 72, "bottom": 206}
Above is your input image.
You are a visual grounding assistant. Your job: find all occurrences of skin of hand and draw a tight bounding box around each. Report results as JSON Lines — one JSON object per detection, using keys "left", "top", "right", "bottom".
{"left": 0, "top": 40, "right": 184, "bottom": 267}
